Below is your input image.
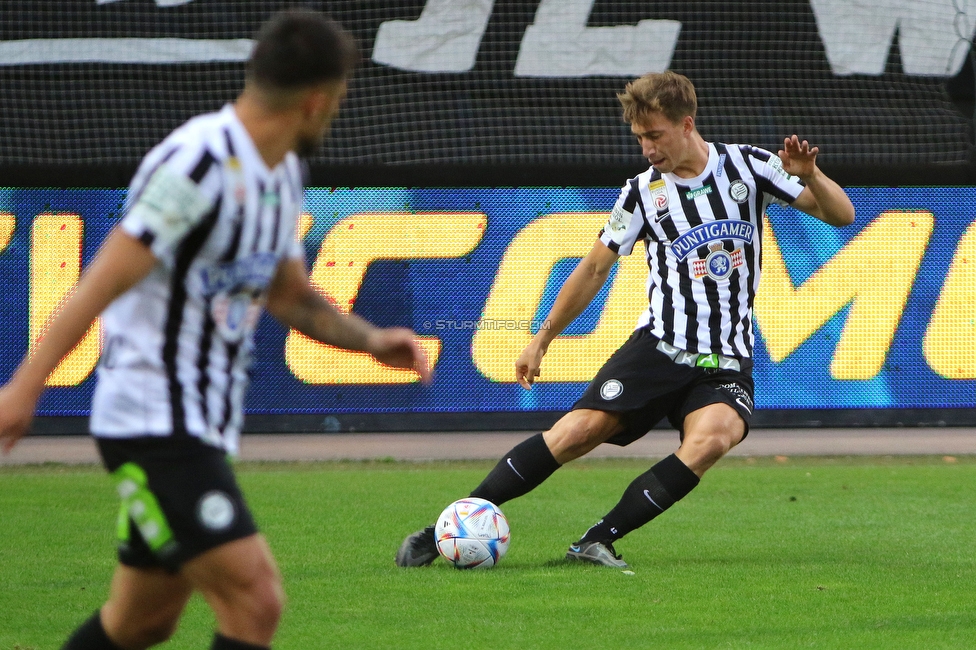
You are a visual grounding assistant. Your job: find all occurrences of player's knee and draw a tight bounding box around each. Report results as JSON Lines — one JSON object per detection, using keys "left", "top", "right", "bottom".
{"left": 245, "top": 575, "right": 285, "bottom": 634}
{"left": 552, "top": 411, "right": 614, "bottom": 456}
{"left": 227, "top": 563, "right": 284, "bottom": 634}
{"left": 685, "top": 425, "right": 740, "bottom": 461}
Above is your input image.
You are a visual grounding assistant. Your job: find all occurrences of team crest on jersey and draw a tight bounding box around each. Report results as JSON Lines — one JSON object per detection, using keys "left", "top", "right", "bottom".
{"left": 692, "top": 244, "right": 743, "bottom": 281}
{"left": 728, "top": 180, "right": 749, "bottom": 204}
{"left": 211, "top": 293, "right": 263, "bottom": 343}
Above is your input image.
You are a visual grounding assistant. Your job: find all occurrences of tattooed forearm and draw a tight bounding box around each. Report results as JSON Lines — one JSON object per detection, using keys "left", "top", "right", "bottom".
{"left": 283, "top": 290, "right": 375, "bottom": 352}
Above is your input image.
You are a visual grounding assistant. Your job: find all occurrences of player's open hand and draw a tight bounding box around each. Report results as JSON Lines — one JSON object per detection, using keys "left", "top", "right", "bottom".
{"left": 778, "top": 135, "right": 819, "bottom": 180}
{"left": 515, "top": 341, "right": 546, "bottom": 390}
{"left": 365, "top": 327, "right": 432, "bottom": 384}
{"left": 0, "top": 382, "right": 38, "bottom": 454}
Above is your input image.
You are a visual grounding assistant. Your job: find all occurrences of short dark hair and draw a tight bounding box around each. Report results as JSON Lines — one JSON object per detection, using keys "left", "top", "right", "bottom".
{"left": 247, "top": 9, "right": 358, "bottom": 91}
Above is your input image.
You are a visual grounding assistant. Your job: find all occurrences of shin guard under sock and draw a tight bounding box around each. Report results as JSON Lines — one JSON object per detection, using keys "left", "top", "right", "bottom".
{"left": 579, "top": 454, "right": 700, "bottom": 543}
{"left": 469, "top": 433, "right": 561, "bottom": 506}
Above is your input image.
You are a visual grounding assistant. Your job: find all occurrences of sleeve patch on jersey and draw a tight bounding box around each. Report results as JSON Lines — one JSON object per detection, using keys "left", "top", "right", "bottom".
{"left": 606, "top": 204, "right": 634, "bottom": 241}
{"left": 127, "top": 164, "right": 216, "bottom": 250}
{"left": 767, "top": 155, "right": 792, "bottom": 179}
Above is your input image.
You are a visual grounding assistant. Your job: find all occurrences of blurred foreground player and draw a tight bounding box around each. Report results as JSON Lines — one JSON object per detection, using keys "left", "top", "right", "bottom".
{"left": 0, "top": 10, "right": 429, "bottom": 649}
{"left": 397, "top": 71, "right": 853, "bottom": 568}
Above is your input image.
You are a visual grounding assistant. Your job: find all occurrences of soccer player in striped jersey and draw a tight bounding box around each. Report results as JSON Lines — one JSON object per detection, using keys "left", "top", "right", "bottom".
{"left": 397, "top": 71, "right": 854, "bottom": 569}
{"left": 0, "top": 10, "right": 429, "bottom": 650}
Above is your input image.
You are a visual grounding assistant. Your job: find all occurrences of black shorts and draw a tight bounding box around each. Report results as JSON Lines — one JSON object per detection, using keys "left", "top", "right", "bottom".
{"left": 573, "top": 327, "right": 755, "bottom": 446}
{"left": 96, "top": 435, "right": 258, "bottom": 573}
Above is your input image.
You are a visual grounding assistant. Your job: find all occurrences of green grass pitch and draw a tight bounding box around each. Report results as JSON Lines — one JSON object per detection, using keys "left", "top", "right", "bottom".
{"left": 2, "top": 456, "right": 975, "bottom": 649}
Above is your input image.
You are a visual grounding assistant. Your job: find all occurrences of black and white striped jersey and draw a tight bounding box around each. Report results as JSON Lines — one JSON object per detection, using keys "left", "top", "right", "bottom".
{"left": 600, "top": 143, "right": 805, "bottom": 359}
{"left": 90, "top": 105, "right": 305, "bottom": 454}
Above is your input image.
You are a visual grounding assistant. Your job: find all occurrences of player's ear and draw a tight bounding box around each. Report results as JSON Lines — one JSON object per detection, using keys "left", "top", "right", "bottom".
{"left": 300, "top": 88, "right": 329, "bottom": 121}
{"left": 303, "top": 80, "right": 346, "bottom": 122}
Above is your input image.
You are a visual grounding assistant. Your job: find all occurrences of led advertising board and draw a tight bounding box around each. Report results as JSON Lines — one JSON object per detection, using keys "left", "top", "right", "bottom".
{"left": 0, "top": 187, "right": 972, "bottom": 420}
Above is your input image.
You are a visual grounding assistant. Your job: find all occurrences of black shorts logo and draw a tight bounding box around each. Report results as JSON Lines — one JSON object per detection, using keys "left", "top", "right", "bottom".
{"left": 197, "top": 491, "right": 236, "bottom": 532}
{"left": 719, "top": 382, "right": 753, "bottom": 414}
{"left": 600, "top": 379, "right": 623, "bottom": 400}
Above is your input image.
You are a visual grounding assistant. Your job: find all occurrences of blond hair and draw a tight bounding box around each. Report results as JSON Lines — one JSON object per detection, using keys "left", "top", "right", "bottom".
{"left": 617, "top": 71, "right": 697, "bottom": 125}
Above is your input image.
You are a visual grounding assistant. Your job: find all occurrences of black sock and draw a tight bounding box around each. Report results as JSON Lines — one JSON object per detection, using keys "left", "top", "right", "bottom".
{"left": 62, "top": 611, "right": 122, "bottom": 650}
{"left": 579, "top": 454, "right": 700, "bottom": 544}
{"left": 468, "top": 433, "right": 561, "bottom": 506}
{"left": 211, "top": 633, "right": 270, "bottom": 650}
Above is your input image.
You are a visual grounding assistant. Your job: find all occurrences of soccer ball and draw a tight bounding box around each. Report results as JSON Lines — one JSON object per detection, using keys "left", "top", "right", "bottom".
{"left": 434, "top": 498, "right": 510, "bottom": 569}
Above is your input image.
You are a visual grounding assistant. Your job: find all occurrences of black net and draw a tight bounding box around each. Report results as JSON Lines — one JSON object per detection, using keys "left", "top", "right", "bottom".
{"left": 1, "top": 0, "right": 973, "bottom": 166}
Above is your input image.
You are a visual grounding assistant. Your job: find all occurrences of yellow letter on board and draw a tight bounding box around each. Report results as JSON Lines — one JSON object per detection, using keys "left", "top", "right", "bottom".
{"left": 30, "top": 214, "right": 101, "bottom": 386}
{"left": 0, "top": 213, "right": 14, "bottom": 252}
{"left": 756, "top": 211, "right": 933, "bottom": 380}
{"left": 285, "top": 212, "right": 486, "bottom": 384}
{"left": 472, "top": 213, "right": 646, "bottom": 383}
{"left": 924, "top": 221, "right": 976, "bottom": 379}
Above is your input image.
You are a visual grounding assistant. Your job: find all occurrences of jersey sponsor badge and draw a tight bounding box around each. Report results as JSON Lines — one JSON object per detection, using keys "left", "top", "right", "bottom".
{"left": 670, "top": 220, "right": 755, "bottom": 260}
{"left": 649, "top": 179, "right": 669, "bottom": 210}
{"left": 200, "top": 251, "right": 278, "bottom": 296}
{"left": 728, "top": 180, "right": 749, "bottom": 204}
{"left": 226, "top": 156, "right": 247, "bottom": 203}
{"left": 696, "top": 353, "right": 719, "bottom": 368}
{"left": 684, "top": 185, "right": 713, "bottom": 200}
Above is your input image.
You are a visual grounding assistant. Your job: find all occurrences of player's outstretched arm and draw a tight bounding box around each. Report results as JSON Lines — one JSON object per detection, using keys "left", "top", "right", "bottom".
{"left": 266, "top": 258, "right": 431, "bottom": 383}
{"left": 0, "top": 229, "right": 157, "bottom": 453}
{"left": 516, "top": 240, "right": 618, "bottom": 389}
{"left": 778, "top": 135, "right": 855, "bottom": 227}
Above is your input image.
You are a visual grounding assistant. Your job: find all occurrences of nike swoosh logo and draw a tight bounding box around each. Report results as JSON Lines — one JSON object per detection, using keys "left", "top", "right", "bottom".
{"left": 735, "top": 397, "right": 753, "bottom": 414}
{"left": 570, "top": 545, "right": 581, "bottom": 552}
{"left": 506, "top": 458, "right": 526, "bottom": 481}
{"left": 643, "top": 490, "right": 664, "bottom": 511}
